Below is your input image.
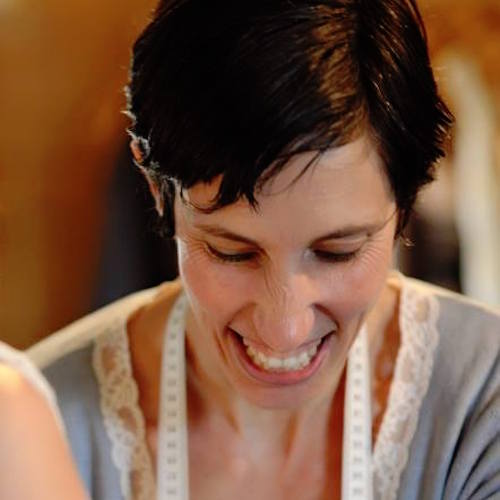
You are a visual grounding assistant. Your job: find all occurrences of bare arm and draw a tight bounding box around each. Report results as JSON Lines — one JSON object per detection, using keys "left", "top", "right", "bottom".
{"left": 0, "top": 364, "right": 89, "bottom": 500}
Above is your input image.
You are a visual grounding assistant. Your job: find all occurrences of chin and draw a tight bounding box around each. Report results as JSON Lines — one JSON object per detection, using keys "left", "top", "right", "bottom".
{"left": 232, "top": 379, "right": 331, "bottom": 410}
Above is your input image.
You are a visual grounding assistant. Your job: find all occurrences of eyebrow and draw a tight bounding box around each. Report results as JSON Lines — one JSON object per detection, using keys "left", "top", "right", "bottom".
{"left": 193, "top": 222, "right": 383, "bottom": 247}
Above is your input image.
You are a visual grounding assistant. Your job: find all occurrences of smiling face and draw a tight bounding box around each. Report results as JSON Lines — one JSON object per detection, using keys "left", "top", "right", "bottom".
{"left": 173, "top": 135, "right": 397, "bottom": 409}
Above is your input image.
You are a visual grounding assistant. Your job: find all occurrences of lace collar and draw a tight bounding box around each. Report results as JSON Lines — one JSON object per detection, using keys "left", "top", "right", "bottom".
{"left": 92, "top": 274, "right": 440, "bottom": 500}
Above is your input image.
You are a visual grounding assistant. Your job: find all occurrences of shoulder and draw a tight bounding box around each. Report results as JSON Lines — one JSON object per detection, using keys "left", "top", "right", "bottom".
{"left": 24, "top": 281, "right": 181, "bottom": 496}
{"left": 0, "top": 341, "right": 62, "bottom": 424}
{"left": 27, "top": 283, "right": 174, "bottom": 370}
{"left": 395, "top": 276, "right": 500, "bottom": 497}
{"left": 0, "top": 363, "right": 89, "bottom": 500}
{"left": 400, "top": 274, "right": 499, "bottom": 399}
{"left": 397, "top": 274, "right": 500, "bottom": 439}
{"left": 0, "top": 362, "right": 60, "bottom": 447}
{"left": 0, "top": 362, "right": 40, "bottom": 422}
{"left": 401, "top": 273, "right": 500, "bottom": 317}
{"left": 26, "top": 281, "right": 182, "bottom": 423}
{"left": 401, "top": 274, "right": 500, "bottom": 347}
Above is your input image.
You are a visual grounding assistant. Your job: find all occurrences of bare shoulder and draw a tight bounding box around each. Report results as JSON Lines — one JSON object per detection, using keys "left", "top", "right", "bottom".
{"left": 0, "top": 363, "right": 41, "bottom": 421}
{"left": 0, "top": 363, "right": 57, "bottom": 455}
{"left": 0, "top": 364, "right": 89, "bottom": 500}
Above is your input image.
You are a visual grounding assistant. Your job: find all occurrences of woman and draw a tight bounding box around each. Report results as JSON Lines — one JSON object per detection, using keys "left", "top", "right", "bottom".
{"left": 0, "top": 342, "right": 88, "bottom": 500}
{"left": 29, "top": 1, "right": 500, "bottom": 499}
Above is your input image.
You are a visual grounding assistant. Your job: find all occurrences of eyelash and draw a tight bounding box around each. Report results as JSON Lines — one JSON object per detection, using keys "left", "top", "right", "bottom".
{"left": 205, "top": 245, "right": 359, "bottom": 264}
{"left": 205, "top": 246, "right": 255, "bottom": 263}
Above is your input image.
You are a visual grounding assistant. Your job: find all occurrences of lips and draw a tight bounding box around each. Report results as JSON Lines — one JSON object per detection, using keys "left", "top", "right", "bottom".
{"left": 227, "top": 328, "right": 335, "bottom": 386}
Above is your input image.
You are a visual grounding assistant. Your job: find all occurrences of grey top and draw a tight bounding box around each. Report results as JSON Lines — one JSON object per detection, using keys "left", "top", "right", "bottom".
{"left": 28, "top": 275, "right": 500, "bottom": 500}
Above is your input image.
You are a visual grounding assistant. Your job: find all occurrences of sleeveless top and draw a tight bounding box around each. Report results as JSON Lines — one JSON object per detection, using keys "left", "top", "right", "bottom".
{"left": 29, "top": 273, "right": 500, "bottom": 500}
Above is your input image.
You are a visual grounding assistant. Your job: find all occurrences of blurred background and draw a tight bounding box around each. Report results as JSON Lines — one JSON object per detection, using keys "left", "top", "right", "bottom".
{"left": 1, "top": 0, "right": 499, "bottom": 349}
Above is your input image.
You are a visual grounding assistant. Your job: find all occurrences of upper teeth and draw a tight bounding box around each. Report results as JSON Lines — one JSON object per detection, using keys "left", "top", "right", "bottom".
{"left": 242, "top": 338, "right": 321, "bottom": 372}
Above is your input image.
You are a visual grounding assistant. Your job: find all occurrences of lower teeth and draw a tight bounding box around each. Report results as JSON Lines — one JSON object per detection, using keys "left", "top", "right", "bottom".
{"left": 251, "top": 358, "right": 312, "bottom": 372}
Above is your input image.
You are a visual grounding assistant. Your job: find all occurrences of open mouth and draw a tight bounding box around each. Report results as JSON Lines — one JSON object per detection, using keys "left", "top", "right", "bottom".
{"left": 228, "top": 328, "right": 335, "bottom": 385}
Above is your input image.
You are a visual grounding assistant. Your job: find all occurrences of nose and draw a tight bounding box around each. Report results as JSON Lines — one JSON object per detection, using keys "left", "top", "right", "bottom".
{"left": 252, "top": 273, "right": 316, "bottom": 353}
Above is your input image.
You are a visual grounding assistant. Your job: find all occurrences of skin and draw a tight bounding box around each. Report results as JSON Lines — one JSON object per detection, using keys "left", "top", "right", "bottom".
{"left": 129, "top": 133, "right": 401, "bottom": 499}
{"left": 0, "top": 364, "right": 88, "bottom": 500}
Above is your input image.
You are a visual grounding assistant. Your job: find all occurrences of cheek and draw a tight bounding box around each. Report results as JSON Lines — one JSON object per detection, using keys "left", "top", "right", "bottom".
{"left": 322, "top": 240, "right": 394, "bottom": 324}
{"left": 177, "top": 240, "right": 253, "bottom": 324}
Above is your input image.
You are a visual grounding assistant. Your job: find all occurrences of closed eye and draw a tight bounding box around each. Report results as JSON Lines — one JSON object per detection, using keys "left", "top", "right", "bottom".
{"left": 205, "top": 245, "right": 256, "bottom": 263}
{"left": 206, "top": 244, "right": 359, "bottom": 264}
{"left": 313, "top": 249, "right": 359, "bottom": 263}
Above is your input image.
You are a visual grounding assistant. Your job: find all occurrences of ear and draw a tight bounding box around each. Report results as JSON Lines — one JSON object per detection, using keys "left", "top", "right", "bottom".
{"left": 129, "top": 139, "right": 164, "bottom": 217}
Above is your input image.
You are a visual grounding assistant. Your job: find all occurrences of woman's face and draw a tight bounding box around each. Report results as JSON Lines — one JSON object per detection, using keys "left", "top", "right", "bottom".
{"left": 174, "top": 135, "right": 397, "bottom": 409}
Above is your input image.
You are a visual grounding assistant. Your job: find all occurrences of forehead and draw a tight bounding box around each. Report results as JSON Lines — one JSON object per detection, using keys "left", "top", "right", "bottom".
{"left": 258, "top": 134, "right": 388, "bottom": 197}
{"left": 177, "top": 135, "right": 394, "bottom": 240}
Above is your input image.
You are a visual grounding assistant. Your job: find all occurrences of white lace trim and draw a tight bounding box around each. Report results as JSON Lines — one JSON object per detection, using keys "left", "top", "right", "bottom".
{"left": 92, "top": 276, "right": 440, "bottom": 500}
{"left": 372, "top": 279, "right": 440, "bottom": 500}
{"left": 92, "top": 319, "right": 156, "bottom": 500}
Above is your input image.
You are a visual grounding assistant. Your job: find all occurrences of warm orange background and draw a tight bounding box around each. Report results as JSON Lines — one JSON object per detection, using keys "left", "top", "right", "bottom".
{"left": 1, "top": 0, "right": 499, "bottom": 348}
{"left": 0, "top": 0, "right": 157, "bottom": 347}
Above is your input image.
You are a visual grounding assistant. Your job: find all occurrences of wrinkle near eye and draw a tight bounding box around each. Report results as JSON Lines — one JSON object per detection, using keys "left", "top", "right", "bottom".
{"left": 352, "top": 239, "right": 392, "bottom": 275}
{"left": 179, "top": 236, "right": 210, "bottom": 266}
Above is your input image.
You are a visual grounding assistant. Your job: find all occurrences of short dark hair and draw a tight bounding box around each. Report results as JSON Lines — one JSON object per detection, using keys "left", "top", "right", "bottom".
{"left": 126, "top": 0, "right": 453, "bottom": 237}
